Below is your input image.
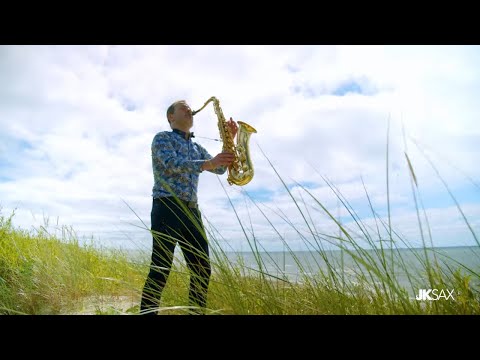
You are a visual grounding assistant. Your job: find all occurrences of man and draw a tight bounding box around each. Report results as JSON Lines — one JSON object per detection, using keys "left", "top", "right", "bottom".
{"left": 140, "top": 99, "right": 237, "bottom": 315}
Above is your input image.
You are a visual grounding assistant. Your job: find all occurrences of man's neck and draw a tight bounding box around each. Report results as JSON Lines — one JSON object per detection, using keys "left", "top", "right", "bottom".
{"left": 171, "top": 125, "right": 191, "bottom": 134}
{"left": 171, "top": 126, "right": 194, "bottom": 140}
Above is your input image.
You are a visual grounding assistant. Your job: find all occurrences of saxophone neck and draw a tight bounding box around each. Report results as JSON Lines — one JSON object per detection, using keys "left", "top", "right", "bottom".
{"left": 192, "top": 96, "right": 218, "bottom": 116}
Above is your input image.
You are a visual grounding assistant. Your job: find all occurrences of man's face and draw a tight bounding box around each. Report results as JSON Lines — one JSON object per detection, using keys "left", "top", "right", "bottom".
{"left": 170, "top": 102, "right": 193, "bottom": 128}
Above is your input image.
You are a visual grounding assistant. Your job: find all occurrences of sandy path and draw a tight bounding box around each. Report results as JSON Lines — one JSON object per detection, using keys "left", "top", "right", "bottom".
{"left": 67, "top": 295, "right": 139, "bottom": 315}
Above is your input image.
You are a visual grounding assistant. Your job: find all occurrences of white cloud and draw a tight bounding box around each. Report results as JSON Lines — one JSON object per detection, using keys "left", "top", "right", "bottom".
{"left": 1, "top": 45, "right": 479, "bottom": 253}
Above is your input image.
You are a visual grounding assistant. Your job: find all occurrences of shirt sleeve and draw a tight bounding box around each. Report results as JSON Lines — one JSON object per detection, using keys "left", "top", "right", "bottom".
{"left": 196, "top": 143, "right": 227, "bottom": 175}
{"left": 152, "top": 133, "right": 204, "bottom": 174}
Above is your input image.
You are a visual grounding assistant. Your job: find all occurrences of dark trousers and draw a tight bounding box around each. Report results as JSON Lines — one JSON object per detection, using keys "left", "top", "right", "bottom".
{"left": 140, "top": 197, "right": 211, "bottom": 314}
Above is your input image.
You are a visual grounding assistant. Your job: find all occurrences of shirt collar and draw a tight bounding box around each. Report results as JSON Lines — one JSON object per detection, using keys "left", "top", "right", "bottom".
{"left": 172, "top": 128, "right": 195, "bottom": 140}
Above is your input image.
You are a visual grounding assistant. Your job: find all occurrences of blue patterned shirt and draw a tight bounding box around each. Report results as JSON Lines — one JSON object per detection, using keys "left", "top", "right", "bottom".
{"left": 151, "top": 129, "right": 226, "bottom": 203}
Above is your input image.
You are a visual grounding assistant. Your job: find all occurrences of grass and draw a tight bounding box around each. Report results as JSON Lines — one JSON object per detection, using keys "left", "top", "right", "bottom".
{"left": 1, "top": 135, "right": 479, "bottom": 314}
{"left": 0, "top": 211, "right": 144, "bottom": 314}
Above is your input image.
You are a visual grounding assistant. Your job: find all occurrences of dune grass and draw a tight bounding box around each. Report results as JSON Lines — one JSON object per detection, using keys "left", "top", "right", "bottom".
{"left": 1, "top": 135, "right": 479, "bottom": 315}
{"left": 0, "top": 211, "right": 145, "bottom": 314}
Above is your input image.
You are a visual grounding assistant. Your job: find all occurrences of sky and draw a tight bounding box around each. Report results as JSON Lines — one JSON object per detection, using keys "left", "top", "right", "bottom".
{"left": 1, "top": 45, "right": 479, "bottom": 254}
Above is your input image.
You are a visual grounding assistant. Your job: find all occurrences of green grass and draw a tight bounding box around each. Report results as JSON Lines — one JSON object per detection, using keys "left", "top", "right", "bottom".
{"left": 0, "top": 211, "right": 145, "bottom": 314}
{"left": 1, "top": 136, "right": 479, "bottom": 314}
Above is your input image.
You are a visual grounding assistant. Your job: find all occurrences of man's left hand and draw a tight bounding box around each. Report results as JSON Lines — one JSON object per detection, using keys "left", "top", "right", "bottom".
{"left": 227, "top": 117, "right": 238, "bottom": 138}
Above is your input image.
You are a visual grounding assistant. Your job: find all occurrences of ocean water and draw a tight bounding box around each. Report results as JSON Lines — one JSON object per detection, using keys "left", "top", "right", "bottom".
{"left": 129, "top": 245, "right": 480, "bottom": 295}
{"left": 219, "top": 246, "right": 480, "bottom": 293}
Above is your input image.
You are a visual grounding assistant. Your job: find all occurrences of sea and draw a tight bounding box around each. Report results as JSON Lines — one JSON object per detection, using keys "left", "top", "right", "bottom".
{"left": 129, "top": 245, "right": 480, "bottom": 295}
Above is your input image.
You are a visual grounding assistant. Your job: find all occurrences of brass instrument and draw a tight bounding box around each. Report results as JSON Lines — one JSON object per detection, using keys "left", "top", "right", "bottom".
{"left": 192, "top": 96, "right": 257, "bottom": 186}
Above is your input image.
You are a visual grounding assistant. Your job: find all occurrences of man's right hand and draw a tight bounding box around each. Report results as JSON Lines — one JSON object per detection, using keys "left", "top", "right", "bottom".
{"left": 203, "top": 152, "right": 235, "bottom": 170}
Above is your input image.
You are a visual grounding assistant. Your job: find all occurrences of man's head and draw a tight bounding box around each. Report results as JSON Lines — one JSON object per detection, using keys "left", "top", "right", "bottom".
{"left": 166, "top": 100, "right": 193, "bottom": 130}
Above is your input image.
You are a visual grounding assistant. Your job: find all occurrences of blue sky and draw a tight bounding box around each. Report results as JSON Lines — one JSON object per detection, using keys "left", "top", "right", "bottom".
{"left": 1, "top": 45, "right": 479, "bottom": 253}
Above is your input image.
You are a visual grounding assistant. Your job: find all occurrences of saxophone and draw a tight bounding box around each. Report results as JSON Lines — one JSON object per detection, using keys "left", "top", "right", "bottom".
{"left": 192, "top": 96, "right": 257, "bottom": 186}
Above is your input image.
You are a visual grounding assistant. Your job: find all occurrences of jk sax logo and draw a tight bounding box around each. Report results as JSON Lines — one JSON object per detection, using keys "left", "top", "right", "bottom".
{"left": 415, "top": 289, "right": 455, "bottom": 301}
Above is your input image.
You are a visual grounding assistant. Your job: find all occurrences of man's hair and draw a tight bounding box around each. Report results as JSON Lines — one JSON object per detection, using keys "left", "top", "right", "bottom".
{"left": 166, "top": 100, "right": 186, "bottom": 123}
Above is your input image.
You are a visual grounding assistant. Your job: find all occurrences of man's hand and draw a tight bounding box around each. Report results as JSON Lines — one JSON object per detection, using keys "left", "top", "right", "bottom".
{"left": 227, "top": 117, "right": 238, "bottom": 138}
{"left": 203, "top": 152, "right": 235, "bottom": 171}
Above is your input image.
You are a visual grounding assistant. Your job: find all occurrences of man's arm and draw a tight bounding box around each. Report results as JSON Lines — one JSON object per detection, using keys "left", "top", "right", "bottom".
{"left": 201, "top": 158, "right": 227, "bottom": 174}
{"left": 199, "top": 118, "right": 238, "bottom": 174}
{"left": 152, "top": 133, "right": 205, "bottom": 174}
{"left": 197, "top": 144, "right": 233, "bottom": 175}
